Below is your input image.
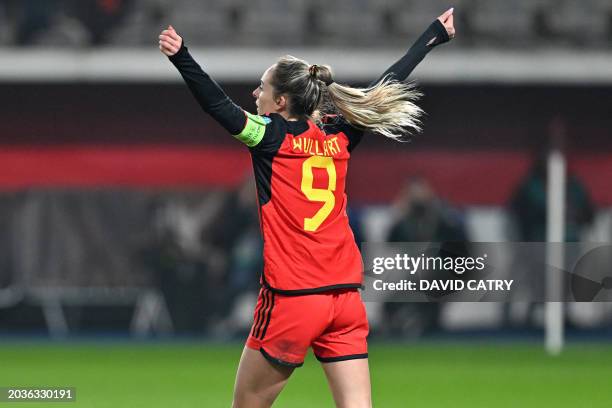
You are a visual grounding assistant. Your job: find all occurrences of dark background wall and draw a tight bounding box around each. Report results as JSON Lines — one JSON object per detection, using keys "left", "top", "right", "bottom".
{"left": 1, "top": 83, "right": 611, "bottom": 205}
{"left": 2, "top": 83, "right": 611, "bottom": 149}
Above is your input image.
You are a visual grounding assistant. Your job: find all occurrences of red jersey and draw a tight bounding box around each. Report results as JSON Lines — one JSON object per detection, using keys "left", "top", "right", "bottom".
{"left": 245, "top": 113, "right": 364, "bottom": 294}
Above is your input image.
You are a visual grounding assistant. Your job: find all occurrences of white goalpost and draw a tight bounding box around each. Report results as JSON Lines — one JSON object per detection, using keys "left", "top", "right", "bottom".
{"left": 545, "top": 148, "right": 566, "bottom": 355}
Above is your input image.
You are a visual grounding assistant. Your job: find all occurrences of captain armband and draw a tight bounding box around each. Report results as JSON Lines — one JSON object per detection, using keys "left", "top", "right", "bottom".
{"left": 233, "top": 112, "right": 271, "bottom": 147}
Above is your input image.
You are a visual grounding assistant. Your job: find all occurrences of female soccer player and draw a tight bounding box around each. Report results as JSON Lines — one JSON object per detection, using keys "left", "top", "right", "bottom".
{"left": 159, "top": 8, "right": 455, "bottom": 408}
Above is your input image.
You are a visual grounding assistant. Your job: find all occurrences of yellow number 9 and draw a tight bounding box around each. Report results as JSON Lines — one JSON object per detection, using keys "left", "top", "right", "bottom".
{"left": 301, "top": 156, "right": 337, "bottom": 232}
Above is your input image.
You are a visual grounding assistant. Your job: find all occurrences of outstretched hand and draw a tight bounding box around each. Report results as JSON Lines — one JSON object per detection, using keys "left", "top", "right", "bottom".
{"left": 437, "top": 8, "right": 455, "bottom": 40}
{"left": 159, "top": 25, "right": 183, "bottom": 56}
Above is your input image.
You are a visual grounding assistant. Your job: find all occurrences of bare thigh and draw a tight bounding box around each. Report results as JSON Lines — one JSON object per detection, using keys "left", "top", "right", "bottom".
{"left": 232, "top": 346, "right": 295, "bottom": 408}
{"left": 321, "top": 358, "right": 372, "bottom": 408}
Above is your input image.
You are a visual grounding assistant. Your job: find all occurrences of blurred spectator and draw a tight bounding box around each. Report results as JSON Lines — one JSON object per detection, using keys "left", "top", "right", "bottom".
{"left": 383, "top": 176, "right": 468, "bottom": 338}
{"left": 388, "top": 176, "right": 468, "bottom": 244}
{"left": 206, "top": 177, "right": 262, "bottom": 302}
{"left": 509, "top": 119, "right": 595, "bottom": 243}
{"left": 140, "top": 178, "right": 263, "bottom": 334}
{"left": 11, "top": 0, "right": 59, "bottom": 45}
{"left": 141, "top": 192, "right": 227, "bottom": 334}
{"left": 73, "top": 0, "right": 133, "bottom": 45}
{"left": 507, "top": 117, "right": 595, "bottom": 327}
{"left": 190, "top": 177, "right": 263, "bottom": 337}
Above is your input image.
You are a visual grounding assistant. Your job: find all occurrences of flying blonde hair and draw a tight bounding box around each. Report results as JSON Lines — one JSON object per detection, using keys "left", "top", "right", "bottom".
{"left": 271, "top": 55, "right": 423, "bottom": 141}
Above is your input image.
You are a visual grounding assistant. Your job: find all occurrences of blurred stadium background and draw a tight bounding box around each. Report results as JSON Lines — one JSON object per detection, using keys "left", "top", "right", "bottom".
{"left": 1, "top": 0, "right": 611, "bottom": 407}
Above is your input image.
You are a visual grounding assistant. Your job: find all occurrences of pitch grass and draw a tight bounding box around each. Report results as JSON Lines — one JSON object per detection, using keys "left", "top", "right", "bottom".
{"left": 0, "top": 342, "right": 610, "bottom": 407}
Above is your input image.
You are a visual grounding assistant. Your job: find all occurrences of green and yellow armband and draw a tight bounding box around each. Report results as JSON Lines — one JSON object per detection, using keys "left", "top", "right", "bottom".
{"left": 233, "top": 112, "right": 270, "bottom": 147}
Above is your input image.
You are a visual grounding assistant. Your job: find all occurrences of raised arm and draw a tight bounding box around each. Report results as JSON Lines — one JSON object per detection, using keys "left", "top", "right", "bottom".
{"left": 159, "top": 26, "right": 247, "bottom": 136}
{"left": 370, "top": 8, "right": 455, "bottom": 86}
{"left": 331, "top": 10, "right": 455, "bottom": 151}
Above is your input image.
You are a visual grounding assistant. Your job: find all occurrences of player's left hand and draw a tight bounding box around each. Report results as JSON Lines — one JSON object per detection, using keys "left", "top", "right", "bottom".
{"left": 159, "top": 25, "right": 183, "bottom": 56}
{"left": 437, "top": 8, "right": 455, "bottom": 40}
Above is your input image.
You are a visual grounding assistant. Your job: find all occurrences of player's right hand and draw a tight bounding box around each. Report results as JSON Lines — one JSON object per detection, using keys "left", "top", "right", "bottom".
{"left": 159, "top": 25, "right": 183, "bottom": 56}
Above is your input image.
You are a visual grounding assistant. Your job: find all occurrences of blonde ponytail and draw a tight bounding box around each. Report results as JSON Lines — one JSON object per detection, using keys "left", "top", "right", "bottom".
{"left": 326, "top": 77, "right": 423, "bottom": 141}
{"left": 271, "top": 56, "right": 423, "bottom": 141}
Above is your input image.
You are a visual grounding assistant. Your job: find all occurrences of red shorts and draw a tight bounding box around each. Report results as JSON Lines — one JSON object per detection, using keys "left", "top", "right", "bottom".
{"left": 246, "top": 287, "right": 369, "bottom": 367}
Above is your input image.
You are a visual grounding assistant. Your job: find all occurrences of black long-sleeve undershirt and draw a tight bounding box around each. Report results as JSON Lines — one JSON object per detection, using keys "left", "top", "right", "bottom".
{"left": 371, "top": 19, "right": 449, "bottom": 86}
{"left": 168, "top": 19, "right": 450, "bottom": 136}
{"left": 169, "top": 47, "right": 246, "bottom": 134}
